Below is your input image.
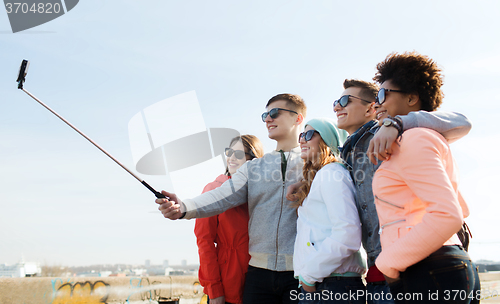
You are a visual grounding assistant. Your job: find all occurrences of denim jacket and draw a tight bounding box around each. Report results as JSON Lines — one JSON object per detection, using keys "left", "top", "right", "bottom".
{"left": 341, "top": 120, "right": 381, "bottom": 268}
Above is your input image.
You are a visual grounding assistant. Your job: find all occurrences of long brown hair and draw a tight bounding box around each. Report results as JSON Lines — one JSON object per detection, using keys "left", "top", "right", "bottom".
{"left": 225, "top": 134, "right": 264, "bottom": 176}
{"left": 293, "top": 138, "right": 338, "bottom": 208}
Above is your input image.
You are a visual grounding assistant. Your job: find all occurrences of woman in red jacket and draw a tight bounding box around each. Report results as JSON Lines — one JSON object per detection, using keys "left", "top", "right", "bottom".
{"left": 195, "top": 135, "right": 264, "bottom": 304}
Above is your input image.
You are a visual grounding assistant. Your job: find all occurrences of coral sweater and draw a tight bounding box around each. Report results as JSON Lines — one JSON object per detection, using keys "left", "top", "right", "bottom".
{"left": 373, "top": 128, "right": 469, "bottom": 279}
{"left": 194, "top": 174, "right": 250, "bottom": 304}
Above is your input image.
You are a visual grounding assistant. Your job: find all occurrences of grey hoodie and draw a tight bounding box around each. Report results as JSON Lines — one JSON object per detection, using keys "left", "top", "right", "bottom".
{"left": 183, "top": 147, "right": 303, "bottom": 271}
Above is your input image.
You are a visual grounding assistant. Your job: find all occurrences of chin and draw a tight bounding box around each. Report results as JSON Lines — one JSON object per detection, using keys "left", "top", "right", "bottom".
{"left": 268, "top": 129, "right": 283, "bottom": 140}
{"left": 301, "top": 152, "right": 313, "bottom": 160}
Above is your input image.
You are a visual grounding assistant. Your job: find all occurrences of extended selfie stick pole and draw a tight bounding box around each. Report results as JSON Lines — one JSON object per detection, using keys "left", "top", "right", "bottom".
{"left": 16, "top": 60, "right": 166, "bottom": 199}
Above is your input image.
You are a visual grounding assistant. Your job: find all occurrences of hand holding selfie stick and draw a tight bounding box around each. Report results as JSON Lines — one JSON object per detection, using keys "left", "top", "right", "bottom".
{"left": 16, "top": 60, "right": 166, "bottom": 199}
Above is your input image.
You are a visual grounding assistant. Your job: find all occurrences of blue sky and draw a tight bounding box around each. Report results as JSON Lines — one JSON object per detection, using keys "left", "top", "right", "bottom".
{"left": 1, "top": 0, "right": 499, "bottom": 266}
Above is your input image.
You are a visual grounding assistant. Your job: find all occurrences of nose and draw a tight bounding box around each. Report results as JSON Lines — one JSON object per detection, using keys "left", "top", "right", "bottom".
{"left": 333, "top": 102, "right": 342, "bottom": 112}
{"left": 299, "top": 135, "right": 306, "bottom": 144}
{"left": 373, "top": 102, "right": 381, "bottom": 109}
{"left": 228, "top": 153, "right": 237, "bottom": 161}
{"left": 264, "top": 113, "right": 273, "bottom": 123}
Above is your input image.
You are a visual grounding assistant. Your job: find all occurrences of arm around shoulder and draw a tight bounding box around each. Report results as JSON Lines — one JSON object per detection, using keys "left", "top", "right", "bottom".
{"left": 397, "top": 111, "right": 471, "bottom": 143}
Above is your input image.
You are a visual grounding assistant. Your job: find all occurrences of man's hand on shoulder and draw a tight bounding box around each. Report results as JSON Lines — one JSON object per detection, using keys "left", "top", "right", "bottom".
{"left": 155, "top": 191, "right": 185, "bottom": 220}
{"left": 367, "top": 125, "right": 399, "bottom": 165}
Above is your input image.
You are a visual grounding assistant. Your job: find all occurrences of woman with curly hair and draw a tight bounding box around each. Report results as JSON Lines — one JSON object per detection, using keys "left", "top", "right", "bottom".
{"left": 292, "top": 118, "right": 366, "bottom": 304}
{"left": 372, "top": 52, "right": 480, "bottom": 303}
{"left": 195, "top": 135, "right": 264, "bottom": 304}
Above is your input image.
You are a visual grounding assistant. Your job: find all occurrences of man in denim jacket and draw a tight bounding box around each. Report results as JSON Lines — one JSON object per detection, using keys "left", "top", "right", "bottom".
{"left": 334, "top": 79, "right": 471, "bottom": 304}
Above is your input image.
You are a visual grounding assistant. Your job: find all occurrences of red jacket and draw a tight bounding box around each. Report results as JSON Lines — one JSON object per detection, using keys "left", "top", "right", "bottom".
{"left": 194, "top": 174, "right": 250, "bottom": 304}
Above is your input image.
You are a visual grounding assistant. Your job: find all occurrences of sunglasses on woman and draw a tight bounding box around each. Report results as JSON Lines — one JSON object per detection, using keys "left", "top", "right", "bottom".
{"left": 225, "top": 148, "right": 254, "bottom": 160}
{"left": 261, "top": 108, "right": 298, "bottom": 122}
{"left": 376, "top": 88, "right": 406, "bottom": 105}
{"left": 333, "top": 95, "right": 373, "bottom": 109}
{"left": 298, "top": 129, "right": 320, "bottom": 143}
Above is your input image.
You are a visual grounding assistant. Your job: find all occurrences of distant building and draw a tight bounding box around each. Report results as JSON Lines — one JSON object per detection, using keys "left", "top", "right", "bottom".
{"left": 0, "top": 257, "right": 41, "bottom": 278}
{"left": 132, "top": 268, "right": 147, "bottom": 276}
{"left": 145, "top": 259, "right": 151, "bottom": 268}
{"left": 476, "top": 260, "right": 500, "bottom": 273}
{"left": 181, "top": 260, "right": 187, "bottom": 266}
{"left": 100, "top": 271, "right": 112, "bottom": 277}
{"left": 76, "top": 271, "right": 100, "bottom": 277}
{"left": 163, "top": 260, "right": 169, "bottom": 268}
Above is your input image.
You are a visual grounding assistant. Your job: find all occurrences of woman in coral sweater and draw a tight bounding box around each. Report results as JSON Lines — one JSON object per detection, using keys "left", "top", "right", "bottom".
{"left": 371, "top": 52, "right": 480, "bottom": 304}
{"left": 194, "top": 135, "right": 264, "bottom": 304}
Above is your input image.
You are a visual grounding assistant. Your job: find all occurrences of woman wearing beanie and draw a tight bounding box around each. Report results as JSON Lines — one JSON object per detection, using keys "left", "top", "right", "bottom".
{"left": 292, "top": 118, "right": 366, "bottom": 304}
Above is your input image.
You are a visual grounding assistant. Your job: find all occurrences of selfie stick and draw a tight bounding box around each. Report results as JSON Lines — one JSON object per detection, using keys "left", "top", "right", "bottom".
{"left": 16, "top": 60, "right": 166, "bottom": 199}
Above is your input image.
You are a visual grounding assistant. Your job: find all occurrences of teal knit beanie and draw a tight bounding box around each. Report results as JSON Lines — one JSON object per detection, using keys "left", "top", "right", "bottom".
{"left": 305, "top": 118, "right": 348, "bottom": 157}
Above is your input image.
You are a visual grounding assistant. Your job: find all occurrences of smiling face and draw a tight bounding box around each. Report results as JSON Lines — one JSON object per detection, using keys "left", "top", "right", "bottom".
{"left": 264, "top": 100, "right": 300, "bottom": 141}
{"left": 375, "top": 79, "right": 413, "bottom": 121}
{"left": 334, "top": 87, "right": 376, "bottom": 135}
{"left": 299, "top": 125, "right": 322, "bottom": 161}
{"left": 226, "top": 140, "right": 249, "bottom": 175}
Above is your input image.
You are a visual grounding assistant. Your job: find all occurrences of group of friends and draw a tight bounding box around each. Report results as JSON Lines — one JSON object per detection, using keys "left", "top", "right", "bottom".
{"left": 155, "top": 51, "right": 480, "bottom": 304}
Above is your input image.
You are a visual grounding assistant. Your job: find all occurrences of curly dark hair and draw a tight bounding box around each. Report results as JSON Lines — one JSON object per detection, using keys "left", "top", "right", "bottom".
{"left": 373, "top": 52, "right": 444, "bottom": 111}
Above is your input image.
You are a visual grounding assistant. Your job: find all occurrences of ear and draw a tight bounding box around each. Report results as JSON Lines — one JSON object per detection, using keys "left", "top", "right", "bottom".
{"left": 365, "top": 102, "right": 377, "bottom": 118}
{"left": 408, "top": 93, "right": 419, "bottom": 107}
{"left": 296, "top": 113, "right": 304, "bottom": 125}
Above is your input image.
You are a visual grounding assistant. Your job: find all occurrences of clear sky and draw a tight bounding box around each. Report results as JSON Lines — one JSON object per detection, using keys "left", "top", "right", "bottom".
{"left": 1, "top": 0, "right": 499, "bottom": 267}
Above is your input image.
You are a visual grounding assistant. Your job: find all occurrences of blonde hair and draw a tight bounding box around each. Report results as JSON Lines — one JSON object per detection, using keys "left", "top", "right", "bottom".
{"left": 293, "top": 139, "right": 338, "bottom": 208}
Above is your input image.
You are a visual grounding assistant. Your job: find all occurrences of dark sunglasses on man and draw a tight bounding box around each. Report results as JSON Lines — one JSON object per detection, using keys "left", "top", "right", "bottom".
{"left": 298, "top": 129, "right": 320, "bottom": 143}
{"left": 333, "top": 95, "right": 373, "bottom": 110}
{"left": 261, "top": 108, "right": 298, "bottom": 122}
{"left": 376, "top": 88, "right": 406, "bottom": 105}
{"left": 225, "top": 148, "right": 255, "bottom": 160}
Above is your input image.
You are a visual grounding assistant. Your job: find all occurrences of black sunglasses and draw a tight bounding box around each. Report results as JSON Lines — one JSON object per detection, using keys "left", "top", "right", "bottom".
{"left": 298, "top": 130, "right": 320, "bottom": 143}
{"left": 376, "top": 88, "right": 406, "bottom": 105}
{"left": 333, "top": 95, "right": 373, "bottom": 110}
{"left": 225, "top": 148, "right": 254, "bottom": 160}
{"left": 261, "top": 108, "right": 298, "bottom": 122}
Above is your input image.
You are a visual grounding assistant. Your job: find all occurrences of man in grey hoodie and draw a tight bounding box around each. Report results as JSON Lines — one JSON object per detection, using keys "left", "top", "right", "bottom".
{"left": 157, "top": 93, "right": 307, "bottom": 304}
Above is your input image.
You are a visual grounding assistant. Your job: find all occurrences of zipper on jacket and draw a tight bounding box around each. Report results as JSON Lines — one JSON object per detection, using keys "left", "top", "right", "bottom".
{"left": 275, "top": 150, "right": 289, "bottom": 268}
{"left": 379, "top": 219, "right": 406, "bottom": 234}
{"left": 375, "top": 195, "right": 404, "bottom": 209}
